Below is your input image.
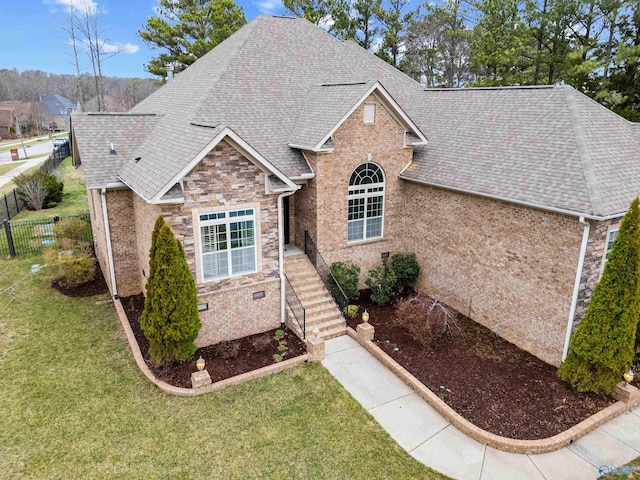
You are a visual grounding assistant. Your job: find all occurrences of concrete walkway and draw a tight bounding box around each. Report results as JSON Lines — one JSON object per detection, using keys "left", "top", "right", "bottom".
{"left": 0, "top": 155, "right": 50, "bottom": 190}
{"left": 322, "top": 336, "right": 640, "bottom": 480}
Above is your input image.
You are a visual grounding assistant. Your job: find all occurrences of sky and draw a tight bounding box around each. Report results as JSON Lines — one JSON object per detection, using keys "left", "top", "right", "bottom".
{"left": 0, "top": 0, "right": 290, "bottom": 79}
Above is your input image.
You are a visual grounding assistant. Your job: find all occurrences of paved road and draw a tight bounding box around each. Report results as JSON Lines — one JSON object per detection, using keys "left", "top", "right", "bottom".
{"left": 323, "top": 336, "right": 640, "bottom": 480}
{"left": 0, "top": 143, "right": 56, "bottom": 189}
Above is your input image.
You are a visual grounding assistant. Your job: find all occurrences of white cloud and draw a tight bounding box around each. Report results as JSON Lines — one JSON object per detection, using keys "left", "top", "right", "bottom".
{"left": 47, "top": 0, "right": 98, "bottom": 14}
{"left": 255, "top": 0, "right": 282, "bottom": 15}
{"left": 101, "top": 41, "right": 140, "bottom": 54}
{"left": 318, "top": 14, "right": 335, "bottom": 30}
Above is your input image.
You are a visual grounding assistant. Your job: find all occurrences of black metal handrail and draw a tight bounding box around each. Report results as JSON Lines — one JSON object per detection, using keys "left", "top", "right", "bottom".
{"left": 304, "top": 230, "right": 349, "bottom": 322}
{"left": 284, "top": 274, "right": 306, "bottom": 338}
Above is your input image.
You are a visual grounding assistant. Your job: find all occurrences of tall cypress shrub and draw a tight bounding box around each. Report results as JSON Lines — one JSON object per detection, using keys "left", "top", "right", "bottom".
{"left": 140, "top": 216, "right": 201, "bottom": 366}
{"left": 558, "top": 198, "right": 640, "bottom": 394}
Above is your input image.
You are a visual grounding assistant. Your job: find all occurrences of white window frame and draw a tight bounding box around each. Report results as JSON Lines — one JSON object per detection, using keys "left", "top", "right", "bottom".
{"left": 602, "top": 227, "right": 619, "bottom": 270}
{"left": 363, "top": 104, "right": 376, "bottom": 124}
{"left": 347, "top": 162, "right": 385, "bottom": 243}
{"left": 198, "top": 208, "right": 257, "bottom": 282}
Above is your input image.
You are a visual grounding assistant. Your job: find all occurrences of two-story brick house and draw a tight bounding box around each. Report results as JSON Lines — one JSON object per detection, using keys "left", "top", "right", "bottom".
{"left": 71, "top": 15, "right": 640, "bottom": 367}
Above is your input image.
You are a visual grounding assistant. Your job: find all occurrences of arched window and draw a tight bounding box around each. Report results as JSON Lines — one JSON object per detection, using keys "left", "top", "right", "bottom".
{"left": 348, "top": 162, "right": 385, "bottom": 242}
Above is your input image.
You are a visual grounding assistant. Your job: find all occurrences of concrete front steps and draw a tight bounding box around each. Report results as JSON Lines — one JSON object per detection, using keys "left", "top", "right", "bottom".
{"left": 284, "top": 254, "right": 347, "bottom": 341}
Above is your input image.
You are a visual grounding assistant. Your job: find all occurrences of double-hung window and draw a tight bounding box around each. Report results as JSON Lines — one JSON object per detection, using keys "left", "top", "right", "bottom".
{"left": 348, "top": 162, "right": 385, "bottom": 242}
{"left": 604, "top": 228, "right": 619, "bottom": 266}
{"left": 199, "top": 208, "right": 256, "bottom": 281}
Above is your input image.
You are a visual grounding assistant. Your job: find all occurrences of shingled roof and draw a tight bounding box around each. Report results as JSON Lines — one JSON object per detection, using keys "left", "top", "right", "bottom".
{"left": 401, "top": 85, "right": 640, "bottom": 218}
{"left": 73, "top": 15, "right": 639, "bottom": 218}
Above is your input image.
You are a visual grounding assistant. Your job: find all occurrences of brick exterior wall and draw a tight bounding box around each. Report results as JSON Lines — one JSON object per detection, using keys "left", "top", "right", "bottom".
{"left": 294, "top": 93, "right": 413, "bottom": 278}
{"left": 87, "top": 188, "right": 111, "bottom": 294}
{"left": 574, "top": 217, "right": 621, "bottom": 326}
{"left": 403, "top": 183, "right": 583, "bottom": 366}
{"left": 132, "top": 194, "right": 162, "bottom": 292}
{"left": 105, "top": 189, "right": 141, "bottom": 297}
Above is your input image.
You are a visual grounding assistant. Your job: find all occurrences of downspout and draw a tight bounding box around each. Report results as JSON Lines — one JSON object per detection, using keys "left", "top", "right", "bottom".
{"left": 278, "top": 189, "right": 297, "bottom": 328}
{"left": 562, "top": 216, "right": 590, "bottom": 361}
{"left": 101, "top": 188, "right": 118, "bottom": 298}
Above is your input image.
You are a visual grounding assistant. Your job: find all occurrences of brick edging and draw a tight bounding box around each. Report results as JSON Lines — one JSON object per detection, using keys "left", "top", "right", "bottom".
{"left": 346, "top": 328, "right": 627, "bottom": 455}
{"left": 113, "top": 298, "right": 310, "bottom": 396}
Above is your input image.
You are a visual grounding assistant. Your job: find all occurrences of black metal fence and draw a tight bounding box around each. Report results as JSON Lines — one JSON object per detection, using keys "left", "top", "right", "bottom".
{"left": 0, "top": 214, "right": 92, "bottom": 258}
{"left": 304, "top": 230, "right": 349, "bottom": 322}
{"left": 284, "top": 274, "right": 306, "bottom": 338}
{"left": 0, "top": 142, "right": 71, "bottom": 221}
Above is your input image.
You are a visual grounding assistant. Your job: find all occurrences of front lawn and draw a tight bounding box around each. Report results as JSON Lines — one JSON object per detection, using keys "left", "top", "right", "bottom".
{"left": 0, "top": 161, "right": 25, "bottom": 176}
{"left": 0, "top": 255, "right": 446, "bottom": 479}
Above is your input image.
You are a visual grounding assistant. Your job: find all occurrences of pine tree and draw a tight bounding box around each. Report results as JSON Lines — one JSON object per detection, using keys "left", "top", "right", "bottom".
{"left": 558, "top": 198, "right": 640, "bottom": 394}
{"left": 140, "top": 216, "right": 201, "bottom": 367}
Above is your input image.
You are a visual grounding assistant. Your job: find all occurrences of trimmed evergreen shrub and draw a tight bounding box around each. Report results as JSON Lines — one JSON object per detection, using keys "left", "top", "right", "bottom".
{"left": 330, "top": 261, "right": 360, "bottom": 300}
{"left": 44, "top": 243, "right": 96, "bottom": 288}
{"left": 140, "top": 216, "right": 201, "bottom": 367}
{"left": 558, "top": 198, "right": 640, "bottom": 394}
{"left": 389, "top": 253, "right": 420, "bottom": 293}
{"left": 365, "top": 258, "right": 397, "bottom": 306}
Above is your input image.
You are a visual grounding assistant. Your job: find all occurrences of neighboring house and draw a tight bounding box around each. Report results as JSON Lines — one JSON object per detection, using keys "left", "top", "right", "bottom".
{"left": 0, "top": 108, "right": 12, "bottom": 139}
{"left": 42, "top": 94, "right": 78, "bottom": 131}
{"left": 0, "top": 101, "right": 38, "bottom": 138}
{"left": 71, "top": 15, "right": 640, "bottom": 368}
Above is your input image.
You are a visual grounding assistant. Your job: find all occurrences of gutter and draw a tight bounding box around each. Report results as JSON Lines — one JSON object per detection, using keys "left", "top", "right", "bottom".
{"left": 277, "top": 188, "right": 299, "bottom": 328}
{"left": 101, "top": 188, "right": 118, "bottom": 298}
{"left": 399, "top": 175, "right": 625, "bottom": 222}
{"left": 562, "top": 216, "right": 590, "bottom": 361}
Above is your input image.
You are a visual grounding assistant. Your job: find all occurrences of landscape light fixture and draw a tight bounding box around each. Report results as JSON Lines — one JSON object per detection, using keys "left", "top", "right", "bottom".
{"left": 312, "top": 327, "right": 320, "bottom": 337}
{"left": 362, "top": 310, "right": 369, "bottom": 323}
{"left": 196, "top": 355, "right": 205, "bottom": 371}
{"left": 624, "top": 368, "right": 634, "bottom": 387}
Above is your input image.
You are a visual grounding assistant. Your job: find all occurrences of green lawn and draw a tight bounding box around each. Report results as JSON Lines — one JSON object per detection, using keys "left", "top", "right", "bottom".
{"left": 0, "top": 161, "right": 25, "bottom": 176}
{"left": 600, "top": 458, "right": 640, "bottom": 478}
{"left": 0, "top": 254, "right": 447, "bottom": 479}
{"left": 11, "top": 157, "right": 88, "bottom": 220}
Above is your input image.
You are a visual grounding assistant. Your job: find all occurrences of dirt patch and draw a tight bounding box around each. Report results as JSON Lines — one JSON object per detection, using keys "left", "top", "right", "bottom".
{"left": 348, "top": 290, "right": 614, "bottom": 440}
{"left": 120, "top": 294, "right": 307, "bottom": 388}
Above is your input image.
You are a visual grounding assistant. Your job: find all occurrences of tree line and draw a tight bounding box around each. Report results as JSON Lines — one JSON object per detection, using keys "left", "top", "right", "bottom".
{"left": 0, "top": 69, "right": 156, "bottom": 113}
{"left": 135, "top": 0, "right": 639, "bottom": 121}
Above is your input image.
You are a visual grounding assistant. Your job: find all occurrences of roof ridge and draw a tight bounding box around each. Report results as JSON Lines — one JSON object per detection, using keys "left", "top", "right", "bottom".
{"left": 188, "top": 18, "right": 261, "bottom": 121}
{"left": 562, "top": 86, "right": 600, "bottom": 216}
{"left": 423, "top": 85, "right": 556, "bottom": 92}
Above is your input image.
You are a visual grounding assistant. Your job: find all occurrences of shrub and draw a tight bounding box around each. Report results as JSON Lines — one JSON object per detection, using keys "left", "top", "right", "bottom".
{"left": 365, "top": 258, "right": 397, "bottom": 306}
{"left": 45, "top": 245, "right": 96, "bottom": 288}
{"left": 43, "top": 172, "right": 64, "bottom": 205}
{"left": 14, "top": 170, "right": 64, "bottom": 210}
{"left": 14, "top": 171, "right": 47, "bottom": 210}
{"left": 330, "top": 261, "right": 360, "bottom": 300}
{"left": 344, "top": 304, "right": 359, "bottom": 319}
{"left": 558, "top": 198, "right": 640, "bottom": 394}
{"left": 53, "top": 217, "right": 89, "bottom": 249}
{"left": 395, "top": 293, "right": 458, "bottom": 346}
{"left": 140, "top": 216, "right": 201, "bottom": 367}
{"left": 389, "top": 253, "right": 420, "bottom": 293}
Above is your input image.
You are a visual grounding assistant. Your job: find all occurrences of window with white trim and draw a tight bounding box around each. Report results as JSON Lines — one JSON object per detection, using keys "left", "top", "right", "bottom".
{"left": 348, "top": 162, "right": 384, "bottom": 242}
{"left": 199, "top": 208, "right": 256, "bottom": 281}
{"left": 604, "top": 228, "right": 619, "bottom": 264}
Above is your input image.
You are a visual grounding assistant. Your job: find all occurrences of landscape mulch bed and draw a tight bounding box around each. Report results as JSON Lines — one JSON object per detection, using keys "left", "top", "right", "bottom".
{"left": 51, "top": 262, "right": 110, "bottom": 297}
{"left": 120, "top": 294, "right": 307, "bottom": 388}
{"left": 54, "top": 269, "right": 615, "bottom": 439}
{"left": 349, "top": 290, "right": 615, "bottom": 440}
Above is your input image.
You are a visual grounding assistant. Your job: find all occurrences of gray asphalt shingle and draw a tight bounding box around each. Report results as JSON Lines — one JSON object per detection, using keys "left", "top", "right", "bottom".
{"left": 74, "top": 15, "right": 640, "bottom": 217}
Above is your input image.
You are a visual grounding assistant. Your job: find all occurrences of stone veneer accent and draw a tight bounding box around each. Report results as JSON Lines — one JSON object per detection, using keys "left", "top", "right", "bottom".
{"left": 403, "top": 183, "right": 583, "bottom": 367}
{"left": 574, "top": 217, "right": 621, "bottom": 326}
{"left": 294, "top": 93, "right": 412, "bottom": 278}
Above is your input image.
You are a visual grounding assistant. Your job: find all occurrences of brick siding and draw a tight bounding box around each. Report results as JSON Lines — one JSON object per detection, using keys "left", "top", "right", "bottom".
{"left": 403, "top": 183, "right": 583, "bottom": 366}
